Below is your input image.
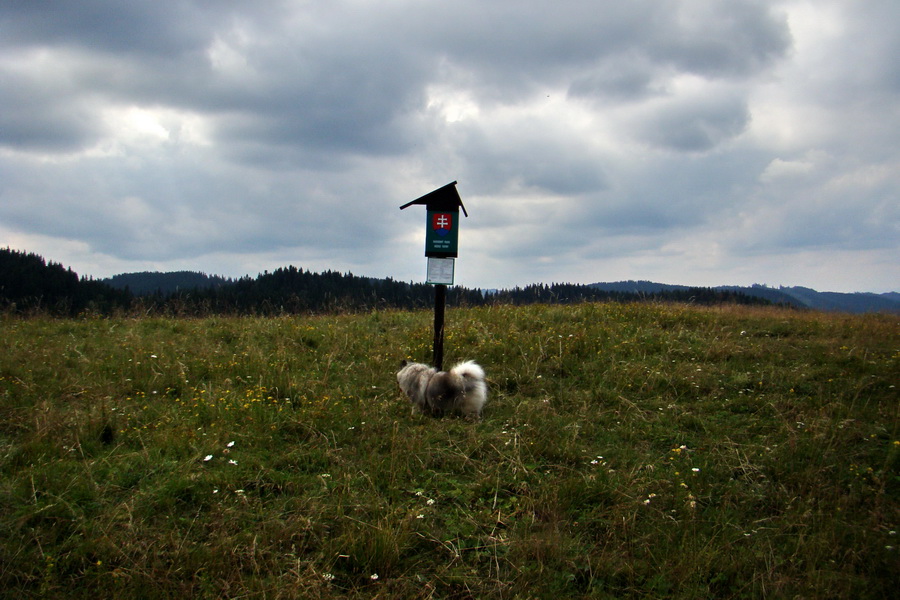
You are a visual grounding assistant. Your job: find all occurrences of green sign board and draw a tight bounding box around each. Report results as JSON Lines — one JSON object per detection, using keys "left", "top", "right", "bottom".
{"left": 399, "top": 181, "right": 467, "bottom": 259}
{"left": 425, "top": 209, "right": 459, "bottom": 258}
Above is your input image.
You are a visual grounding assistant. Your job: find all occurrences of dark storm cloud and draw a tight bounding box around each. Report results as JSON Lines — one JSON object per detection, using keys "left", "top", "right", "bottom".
{"left": 0, "top": 1, "right": 897, "bottom": 292}
{"left": 648, "top": 0, "right": 791, "bottom": 77}
{"left": 635, "top": 94, "right": 752, "bottom": 152}
{"left": 568, "top": 58, "right": 662, "bottom": 103}
{"left": 0, "top": 76, "right": 102, "bottom": 151}
{"left": 0, "top": 0, "right": 789, "bottom": 159}
{"left": 0, "top": 0, "right": 236, "bottom": 55}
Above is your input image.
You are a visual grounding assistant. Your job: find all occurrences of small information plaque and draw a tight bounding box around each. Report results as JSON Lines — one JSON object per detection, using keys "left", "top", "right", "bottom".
{"left": 426, "top": 257, "right": 455, "bottom": 285}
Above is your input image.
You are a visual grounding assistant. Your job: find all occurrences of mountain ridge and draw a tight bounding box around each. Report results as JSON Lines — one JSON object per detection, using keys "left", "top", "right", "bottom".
{"left": 106, "top": 271, "right": 898, "bottom": 314}
{"left": 589, "top": 280, "right": 900, "bottom": 314}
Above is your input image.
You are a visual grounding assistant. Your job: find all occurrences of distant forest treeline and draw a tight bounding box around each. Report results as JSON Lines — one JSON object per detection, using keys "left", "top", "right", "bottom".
{"left": 1, "top": 248, "right": 771, "bottom": 317}
{"left": 0, "top": 249, "right": 131, "bottom": 315}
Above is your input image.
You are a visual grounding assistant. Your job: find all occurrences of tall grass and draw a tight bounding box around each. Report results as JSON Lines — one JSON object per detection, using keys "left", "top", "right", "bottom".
{"left": 1, "top": 303, "right": 897, "bottom": 598}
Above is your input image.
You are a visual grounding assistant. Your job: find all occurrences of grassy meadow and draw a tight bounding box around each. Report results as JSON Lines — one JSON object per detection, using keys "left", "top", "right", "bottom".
{"left": 0, "top": 302, "right": 897, "bottom": 598}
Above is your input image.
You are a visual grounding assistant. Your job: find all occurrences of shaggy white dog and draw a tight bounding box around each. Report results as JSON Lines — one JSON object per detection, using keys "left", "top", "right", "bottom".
{"left": 396, "top": 360, "right": 487, "bottom": 419}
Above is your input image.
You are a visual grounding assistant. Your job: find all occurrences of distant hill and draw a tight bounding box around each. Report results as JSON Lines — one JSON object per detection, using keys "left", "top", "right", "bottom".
{"left": 104, "top": 271, "right": 232, "bottom": 296}
{"left": 590, "top": 281, "right": 900, "bottom": 314}
{"left": 775, "top": 286, "right": 900, "bottom": 314}
{"left": 590, "top": 280, "right": 693, "bottom": 295}
{"left": 590, "top": 281, "right": 801, "bottom": 305}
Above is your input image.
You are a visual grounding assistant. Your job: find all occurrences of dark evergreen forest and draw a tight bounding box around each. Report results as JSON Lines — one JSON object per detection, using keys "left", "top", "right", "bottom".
{"left": 0, "top": 248, "right": 131, "bottom": 316}
{"left": 1, "top": 248, "right": 771, "bottom": 317}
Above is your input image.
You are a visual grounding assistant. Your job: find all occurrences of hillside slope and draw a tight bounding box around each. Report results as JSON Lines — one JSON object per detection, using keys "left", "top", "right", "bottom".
{"left": 591, "top": 280, "right": 899, "bottom": 313}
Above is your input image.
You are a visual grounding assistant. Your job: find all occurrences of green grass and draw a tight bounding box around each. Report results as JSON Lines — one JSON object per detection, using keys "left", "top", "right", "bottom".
{"left": 1, "top": 302, "right": 897, "bottom": 598}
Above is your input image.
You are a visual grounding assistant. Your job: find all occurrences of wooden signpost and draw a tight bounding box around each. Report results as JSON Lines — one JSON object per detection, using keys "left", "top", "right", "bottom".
{"left": 399, "top": 181, "right": 468, "bottom": 371}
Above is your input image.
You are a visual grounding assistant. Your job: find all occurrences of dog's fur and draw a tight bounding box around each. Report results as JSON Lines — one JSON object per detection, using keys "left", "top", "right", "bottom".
{"left": 397, "top": 360, "right": 487, "bottom": 419}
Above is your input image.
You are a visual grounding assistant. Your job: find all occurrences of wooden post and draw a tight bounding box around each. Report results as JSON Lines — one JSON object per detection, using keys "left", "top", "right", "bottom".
{"left": 399, "top": 182, "right": 467, "bottom": 372}
{"left": 434, "top": 284, "right": 446, "bottom": 371}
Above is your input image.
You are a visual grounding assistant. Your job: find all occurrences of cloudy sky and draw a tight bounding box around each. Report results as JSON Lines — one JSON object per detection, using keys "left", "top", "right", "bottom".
{"left": 1, "top": 0, "right": 897, "bottom": 293}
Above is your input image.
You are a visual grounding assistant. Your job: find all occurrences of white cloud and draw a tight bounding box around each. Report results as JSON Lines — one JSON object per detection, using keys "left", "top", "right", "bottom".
{"left": 759, "top": 156, "right": 817, "bottom": 182}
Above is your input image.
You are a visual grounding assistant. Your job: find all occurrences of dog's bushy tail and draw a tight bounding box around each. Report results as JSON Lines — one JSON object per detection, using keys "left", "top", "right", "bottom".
{"left": 450, "top": 360, "right": 485, "bottom": 382}
{"left": 449, "top": 360, "right": 488, "bottom": 418}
